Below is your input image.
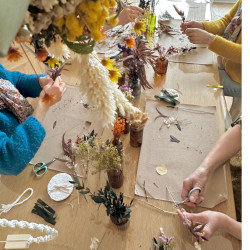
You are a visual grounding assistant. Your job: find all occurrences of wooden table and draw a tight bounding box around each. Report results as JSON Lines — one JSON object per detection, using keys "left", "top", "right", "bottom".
{"left": 0, "top": 53, "right": 240, "bottom": 250}
{"left": 0, "top": 1, "right": 240, "bottom": 250}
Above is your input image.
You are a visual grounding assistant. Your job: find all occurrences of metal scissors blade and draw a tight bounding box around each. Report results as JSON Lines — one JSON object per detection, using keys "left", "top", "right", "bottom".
{"left": 173, "top": 198, "right": 190, "bottom": 208}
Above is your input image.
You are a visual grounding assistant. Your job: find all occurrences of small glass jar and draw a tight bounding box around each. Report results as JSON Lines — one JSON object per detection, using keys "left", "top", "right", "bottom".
{"left": 155, "top": 56, "right": 168, "bottom": 75}
{"left": 130, "top": 125, "right": 144, "bottom": 147}
{"left": 130, "top": 79, "right": 141, "bottom": 98}
{"left": 107, "top": 169, "right": 124, "bottom": 189}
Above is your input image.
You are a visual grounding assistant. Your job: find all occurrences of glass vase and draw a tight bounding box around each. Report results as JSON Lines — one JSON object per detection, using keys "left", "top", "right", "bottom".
{"left": 130, "top": 79, "right": 141, "bottom": 98}
{"left": 130, "top": 125, "right": 144, "bottom": 147}
{"left": 107, "top": 169, "right": 124, "bottom": 189}
{"left": 155, "top": 57, "right": 168, "bottom": 75}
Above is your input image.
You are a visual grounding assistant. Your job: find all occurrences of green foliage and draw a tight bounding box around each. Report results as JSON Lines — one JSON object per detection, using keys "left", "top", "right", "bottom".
{"left": 91, "top": 181, "right": 133, "bottom": 222}
{"left": 69, "top": 176, "right": 90, "bottom": 199}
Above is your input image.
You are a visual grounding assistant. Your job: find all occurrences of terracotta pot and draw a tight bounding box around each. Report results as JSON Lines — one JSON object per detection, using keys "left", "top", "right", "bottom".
{"left": 130, "top": 126, "right": 144, "bottom": 147}
{"left": 110, "top": 215, "right": 129, "bottom": 229}
{"left": 107, "top": 169, "right": 124, "bottom": 188}
{"left": 155, "top": 57, "right": 168, "bottom": 75}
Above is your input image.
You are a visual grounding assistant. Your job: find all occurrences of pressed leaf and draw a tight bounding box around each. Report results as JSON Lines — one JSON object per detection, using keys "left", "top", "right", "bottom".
{"left": 80, "top": 189, "right": 90, "bottom": 195}
{"left": 73, "top": 176, "right": 81, "bottom": 186}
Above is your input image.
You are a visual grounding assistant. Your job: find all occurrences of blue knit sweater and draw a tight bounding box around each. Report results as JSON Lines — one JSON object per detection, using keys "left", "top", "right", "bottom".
{"left": 0, "top": 64, "right": 46, "bottom": 175}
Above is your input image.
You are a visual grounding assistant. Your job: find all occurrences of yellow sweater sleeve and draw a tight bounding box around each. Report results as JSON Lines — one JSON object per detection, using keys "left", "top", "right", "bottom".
{"left": 201, "top": 0, "right": 242, "bottom": 35}
{"left": 209, "top": 35, "right": 241, "bottom": 63}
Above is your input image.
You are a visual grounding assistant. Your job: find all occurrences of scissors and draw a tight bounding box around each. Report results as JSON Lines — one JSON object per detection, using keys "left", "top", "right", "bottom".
{"left": 33, "top": 159, "right": 56, "bottom": 176}
{"left": 173, "top": 187, "right": 202, "bottom": 208}
{"left": 166, "top": 186, "right": 201, "bottom": 208}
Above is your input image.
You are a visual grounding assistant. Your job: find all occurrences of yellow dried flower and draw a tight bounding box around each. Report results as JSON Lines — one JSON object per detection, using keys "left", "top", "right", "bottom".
{"left": 53, "top": 17, "right": 64, "bottom": 31}
{"left": 134, "top": 21, "right": 146, "bottom": 35}
{"left": 107, "top": 15, "right": 119, "bottom": 26}
{"left": 46, "top": 58, "right": 61, "bottom": 69}
{"left": 101, "top": 57, "right": 115, "bottom": 70}
{"left": 109, "top": 67, "right": 122, "bottom": 82}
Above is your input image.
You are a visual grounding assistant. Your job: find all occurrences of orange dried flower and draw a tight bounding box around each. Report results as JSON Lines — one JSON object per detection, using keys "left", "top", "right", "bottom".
{"left": 125, "top": 37, "right": 135, "bottom": 48}
{"left": 42, "top": 93, "right": 56, "bottom": 104}
{"left": 6, "top": 46, "right": 22, "bottom": 62}
{"left": 35, "top": 48, "right": 48, "bottom": 62}
{"left": 112, "top": 118, "right": 125, "bottom": 136}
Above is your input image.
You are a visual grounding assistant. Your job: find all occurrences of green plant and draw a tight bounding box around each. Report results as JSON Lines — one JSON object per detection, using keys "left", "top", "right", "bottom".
{"left": 91, "top": 182, "right": 133, "bottom": 222}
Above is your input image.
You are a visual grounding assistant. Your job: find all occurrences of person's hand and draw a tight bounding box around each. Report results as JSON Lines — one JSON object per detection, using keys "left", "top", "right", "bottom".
{"left": 177, "top": 208, "right": 226, "bottom": 240}
{"left": 39, "top": 76, "right": 66, "bottom": 106}
{"left": 39, "top": 75, "right": 53, "bottom": 89}
{"left": 181, "top": 167, "right": 209, "bottom": 207}
{"left": 181, "top": 21, "right": 204, "bottom": 33}
{"left": 185, "top": 28, "right": 215, "bottom": 45}
{"left": 117, "top": 5, "right": 144, "bottom": 26}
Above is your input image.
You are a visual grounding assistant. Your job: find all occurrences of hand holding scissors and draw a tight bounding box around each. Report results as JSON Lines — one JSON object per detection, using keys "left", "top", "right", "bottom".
{"left": 33, "top": 159, "right": 56, "bottom": 176}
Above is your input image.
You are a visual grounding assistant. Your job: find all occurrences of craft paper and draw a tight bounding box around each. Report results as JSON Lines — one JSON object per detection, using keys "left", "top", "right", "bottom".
{"left": 135, "top": 100, "right": 228, "bottom": 208}
{"left": 32, "top": 85, "right": 104, "bottom": 177}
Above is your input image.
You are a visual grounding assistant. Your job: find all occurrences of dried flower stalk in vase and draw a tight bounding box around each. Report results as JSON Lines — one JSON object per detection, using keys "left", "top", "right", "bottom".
{"left": 129, "top": 112, "right": 148, "bottom": 131}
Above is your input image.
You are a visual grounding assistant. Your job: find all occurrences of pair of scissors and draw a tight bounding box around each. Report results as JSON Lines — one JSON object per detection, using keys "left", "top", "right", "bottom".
{"left": 33, "top": 159, "right": 56, "bottom": 176}
{"left": 173, "top": 187, "right": 202, "bottom": 208}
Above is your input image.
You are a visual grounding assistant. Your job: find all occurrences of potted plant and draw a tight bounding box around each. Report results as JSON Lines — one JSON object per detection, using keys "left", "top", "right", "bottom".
{"left": 92, "top": 139, "right": 124, "bottom": 188}
{"left": 91, "top": 182, "right": 133, "bottom": 228}
{"left": 128, "top": 112, "right": 148, "bottom": 147}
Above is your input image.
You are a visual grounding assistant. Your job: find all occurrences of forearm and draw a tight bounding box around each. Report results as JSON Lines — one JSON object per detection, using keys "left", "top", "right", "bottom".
{"left": 221, "top": 213, "right": 241, "bottom": 240}
{"left": 32, "top": 101, "right": 50, "bottom": 124}
{"left": 198, "top": 125, "right": 241, "bottom": 175}
{"left": 209, "top": 36, "right": 241, "bottom": 63}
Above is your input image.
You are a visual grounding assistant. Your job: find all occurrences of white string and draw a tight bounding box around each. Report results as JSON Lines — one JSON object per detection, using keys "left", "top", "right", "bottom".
{"left": 0, "top": 188, "right": 33, "bottom": 216}
{"left": 0, "top": 218, "right": 58, "bottom": 245}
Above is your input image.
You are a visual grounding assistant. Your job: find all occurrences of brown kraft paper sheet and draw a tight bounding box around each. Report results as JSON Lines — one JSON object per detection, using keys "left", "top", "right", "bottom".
{"left": 32, "top": 85, "right": 104, "bottom": 177}
{"left": 135, "top": 100, "right": 228, "bottom": 208}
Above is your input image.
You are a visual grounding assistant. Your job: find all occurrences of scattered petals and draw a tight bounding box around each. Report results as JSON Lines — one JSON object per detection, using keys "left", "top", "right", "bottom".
{"left": 6, "top": 46, "right": 22, "bottom": 62}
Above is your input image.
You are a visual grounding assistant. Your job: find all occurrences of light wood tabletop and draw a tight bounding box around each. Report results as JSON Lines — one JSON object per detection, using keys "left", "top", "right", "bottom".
{"left": 0, "top": 1, "right": 241, "bottom": 250}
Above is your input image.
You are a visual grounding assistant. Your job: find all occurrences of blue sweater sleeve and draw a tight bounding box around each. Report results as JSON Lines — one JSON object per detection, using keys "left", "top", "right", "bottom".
{"left": 0, "top": 116, "right": 46, "bottom": 175}
{"left": 0, "top": 64, "right": 45, "bottom": 98}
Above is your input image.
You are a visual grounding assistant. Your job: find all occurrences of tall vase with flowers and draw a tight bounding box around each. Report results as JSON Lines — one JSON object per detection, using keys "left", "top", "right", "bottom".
{"left": 118, "top": 36, "right": 157, "bottom": 94}
{"left": 92, "top": 139, "right": 124, "bottom": 188}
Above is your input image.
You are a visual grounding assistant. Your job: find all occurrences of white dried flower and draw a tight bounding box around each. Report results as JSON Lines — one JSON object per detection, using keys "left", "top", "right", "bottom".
{"left": 90, "top": 237, "right": 99, "bottom": 250}
{"left": 45, "top": 35, "right": 70, "bottom": 61}
{"left": 194, "top": 242, "right": 201, "bottom": 250}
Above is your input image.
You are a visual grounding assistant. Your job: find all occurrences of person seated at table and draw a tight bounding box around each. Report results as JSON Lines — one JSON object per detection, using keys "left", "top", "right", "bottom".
{"left": 181, "top": 0, "right": 241, "bottom": 110}
{"left": 178, "top": 118, "right": 241, "bottom": 239}
{"left": 0, "top": 64, "right": 66, "bottom": 175}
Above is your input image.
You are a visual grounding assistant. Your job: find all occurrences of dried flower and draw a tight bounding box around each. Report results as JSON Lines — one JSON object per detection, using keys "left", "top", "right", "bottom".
{"left": 101, "top": 57, "right": 115, "bottom": 70}
{"left": 125, "top": 37, "right": 135, "bottom": 48}
{"left": 152, "top": 227, "right": 175, "bottom": 250}
{"left": 6, "top": 46, "right": 22, "bottom": 62}
{"left": 109, "top": 67, "right": 122, "bottom": 82}
{"left": 90, "top": 237, "right": 99, "bottom": 250}
{"left": 46, "top": 58, "right": 61, "bottom": 69}
{"left": 35, "top": 48, "right": 48, "bottom": 62}
{"left": 113, "top": 118, "right": 125, "bottom": 137}
{"left": 134, "top": 21, "right": 146, "bottom": 35}
{"left": 42, "top": 93, "right": 56, "bottom": 104}
{"left": 128, "top": 112, "right": 148, "bottom": 131}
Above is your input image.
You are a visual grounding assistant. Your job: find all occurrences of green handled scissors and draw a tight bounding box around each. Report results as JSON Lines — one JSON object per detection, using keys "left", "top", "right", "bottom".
{"left": 33, "top": 159, "right": 56, "bottom": 176}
